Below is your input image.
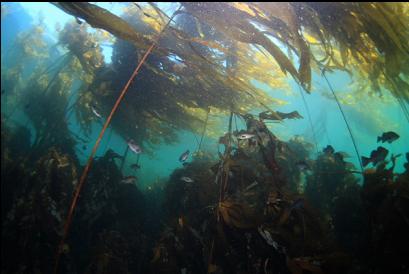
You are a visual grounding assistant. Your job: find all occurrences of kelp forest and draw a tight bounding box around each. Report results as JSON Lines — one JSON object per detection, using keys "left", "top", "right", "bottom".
{"left": 1, "top": 2, "right": 409, "bottom": 274}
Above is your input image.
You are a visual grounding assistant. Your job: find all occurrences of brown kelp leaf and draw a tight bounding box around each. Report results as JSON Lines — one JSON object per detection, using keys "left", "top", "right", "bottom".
{"left": 253, "top": 3, "right": 311, "bottom": 91}
{"left": 276, "top": 111, "right": 303, "bottom": 120}
{"left": 363, "top": 3, "right": 406, "bottom": 54}
{"left": 52, "top": 2, "right": 152, "bottom": 49}
{"left": 218, "top": 200, "right": 256, "bottom": 229}
{"left": 339, "top": 42, "right": 349, "bottom": 67}
{"left": 151, "top": 246, "right": 162, "bottom": 263}
{"left": 253, "top": 34, "right": 300, "bottom": 81}
{"left": 190, "top": 37, "right": 228, "bottom": 53}
{"left": 298, "top": 41, "right": 311, "bottom": 92}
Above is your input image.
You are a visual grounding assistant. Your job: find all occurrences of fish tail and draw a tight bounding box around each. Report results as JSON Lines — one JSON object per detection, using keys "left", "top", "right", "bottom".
{"left": 361, "top": 156, "right": 370, "bottom": 167}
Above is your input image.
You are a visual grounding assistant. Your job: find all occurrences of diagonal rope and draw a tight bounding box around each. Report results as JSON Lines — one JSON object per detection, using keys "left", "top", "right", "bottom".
{"left": 321, "top": 70, "right": 364, "bottom": 173}
{"left": 297, "top": 83, "right": 319, "bottom": 155}
{"left": 53, "top": 8, "right": 180, "bottom": 273}
{"left": 197, "top": 107, "right": 210, "bottom": 153}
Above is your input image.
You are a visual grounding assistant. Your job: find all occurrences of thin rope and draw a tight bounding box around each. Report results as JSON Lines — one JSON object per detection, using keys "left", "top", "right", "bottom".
{"left": 321, "top": 70, "right": 364, "bottom": 173}
{"left": 197, "top": 107, "right": 210, "bottom": 153}
{"left": 119, "top": 144, "right": 129, "bottom": 173}
{"left": 101, "top": 126, "right": 113, "bottom": 152}
{"left": 53, "top": 9, "right": 179, "bottom": 273}
{"left": 297, "top": 83, "right": 319, "bottom": 155}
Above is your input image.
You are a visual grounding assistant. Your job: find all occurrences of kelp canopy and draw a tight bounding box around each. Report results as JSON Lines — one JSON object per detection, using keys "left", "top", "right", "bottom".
{"left": 51, "top": 2, "right": 409, "bottom": 149}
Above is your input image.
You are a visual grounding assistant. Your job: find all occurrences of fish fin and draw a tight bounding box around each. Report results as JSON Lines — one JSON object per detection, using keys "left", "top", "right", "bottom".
{"left": 361, "top": 156, "right": 370, "bottom": 167}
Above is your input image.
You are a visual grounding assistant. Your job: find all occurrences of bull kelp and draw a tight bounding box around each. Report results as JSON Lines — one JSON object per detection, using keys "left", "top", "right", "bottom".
{"left": 1, "top": 2, "right": 409, "bottom": 274}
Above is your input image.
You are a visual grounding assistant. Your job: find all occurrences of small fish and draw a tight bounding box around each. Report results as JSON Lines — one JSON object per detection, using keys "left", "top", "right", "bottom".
{"left": 179, "top": 150, "right": 190, "bottom": 162}
{"left": 82, "top": 145, "right": 87, "bottom": 150}
{"left": 105, "top": 149, "right": 123, "bottom": 160}
{"left": 244, "top": 181, "right": 258, "bottom": 192}
{"left": 128, "top": 139, "right": 142, "bottom": 154}
{"left": 361, "top": 146, "right": 389, "bottom": 167}
{"left": 377, "top": 131, "right": 399, "bottom": 143}
{"left": 180, "top": 176, "right": 194, "bottom": 183}
{"left": 295, "top": 160, "right": 310, "bottom": 171}
{"left": 258, "top": 226, "right": 276, "bottom": 246}
{"left": 323, "top": 145, "right": 334, "bottom": 154}
{"left": 130, "top": 163, "right": 141, "bottom": 170}
{"left": 122, "top": 176, "right": 137, "bottom": 184}
{"left": 237, "top": 133, "right": 256, "bottom": 140}
{"left": 91, "top": 106, "right": 102, "bottom": 118}
{"left": 1, "top": 89, "right": 5, "bottom": 95}
{"left": 75, "top": 17, "right": 83, "bottom": 25}
{"left": 178, "top": 216, "right": 184, "bottom": 228}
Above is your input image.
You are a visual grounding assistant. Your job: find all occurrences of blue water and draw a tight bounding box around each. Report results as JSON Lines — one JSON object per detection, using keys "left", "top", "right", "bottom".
{"left": 2, "top": 2, "right": 408, "bottom": 188}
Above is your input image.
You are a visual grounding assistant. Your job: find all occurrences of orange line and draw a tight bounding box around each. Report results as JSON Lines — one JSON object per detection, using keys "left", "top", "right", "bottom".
{"left": 53, "top": 8, "right": 179, "bottom": 273}
{"left": 54, "top": 43, "right": 155, "bottom": 273}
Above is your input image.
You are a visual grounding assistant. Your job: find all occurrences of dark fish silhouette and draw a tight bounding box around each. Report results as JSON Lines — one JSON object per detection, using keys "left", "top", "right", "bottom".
{"left": 334, "top": 152, "right": 349, "bottom": 163}
{"left": 130, "top": 163, "right": 141, "bottom": 170}
{"left": 179, "top": 150, "right": 190, "bottom": 162}
{"left": 362, "top": 146, "right": 389, "bottom": 167}
{"left": 105, "top": 149, "right": 123, "bottom": 160}
{"left": 323, "top": 145, "right": 334, "bottom": 154}
{"left": 377, "top": 131, "right": 399, "bottom": 143}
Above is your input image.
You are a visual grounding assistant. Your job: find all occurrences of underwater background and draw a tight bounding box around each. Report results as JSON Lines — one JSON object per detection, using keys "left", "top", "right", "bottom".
{"left": 1, "top": 2, "right": 409, "bottom": 274}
